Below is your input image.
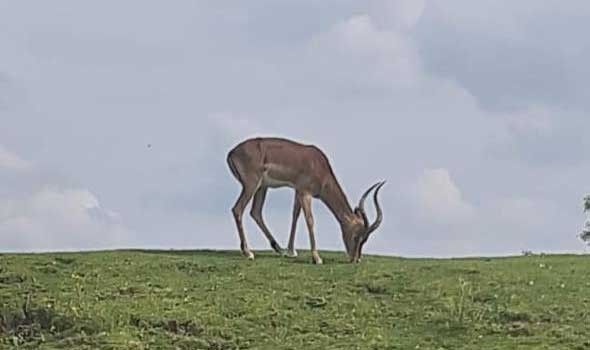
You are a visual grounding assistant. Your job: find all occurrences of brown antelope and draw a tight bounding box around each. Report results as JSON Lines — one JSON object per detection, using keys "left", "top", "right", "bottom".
{"left": 227, "top": 137, "right": 385, "bottom": 264}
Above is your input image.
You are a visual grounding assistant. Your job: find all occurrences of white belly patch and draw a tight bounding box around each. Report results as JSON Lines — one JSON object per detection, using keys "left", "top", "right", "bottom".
{"left": 262, "top": 174, "right": 294, "bottom": 188}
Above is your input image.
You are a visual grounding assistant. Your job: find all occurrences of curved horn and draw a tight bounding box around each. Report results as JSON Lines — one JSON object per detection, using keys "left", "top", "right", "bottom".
{"left": 358, "top": 182, "right": 381, "bottom": 214}
{"left": 365, "top": 181, "right": 385, "bottom": 236}
{"left": 357, "top": 182, "right": 381, "bottom": 227}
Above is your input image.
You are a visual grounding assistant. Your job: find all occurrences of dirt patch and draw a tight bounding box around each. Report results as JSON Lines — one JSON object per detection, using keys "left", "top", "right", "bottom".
{"left": 54, "top": 257, "right": 76, "bottom": 265}
{"left": 175, "top": 261, "right": 219, "bottom": 275}
{"left": 129, "top": 315, "right": 204, "bottom": 337}
{"left": 359, "top": 282, "right": 388, "bottom": 295}
{"left": 499, "top": 310, "right": 531, "bottom": 323}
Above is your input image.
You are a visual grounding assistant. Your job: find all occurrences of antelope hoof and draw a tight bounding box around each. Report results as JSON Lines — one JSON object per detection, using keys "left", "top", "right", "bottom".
{"left": 286, "top": 249, "right": 298, "bottom": 258}
{"left": 242, "top": 250, "right": 255, "bottom": 260}
{"left": 271, "top": 241, "right": 284, "bottom": 255}
{"left": 312, "top": 253, "right": 323, "bottom": 265}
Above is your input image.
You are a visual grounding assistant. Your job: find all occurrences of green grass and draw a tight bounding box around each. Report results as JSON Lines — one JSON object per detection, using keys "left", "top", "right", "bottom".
{"left": 1, "top": 250, "right": 590, "bottom": 349}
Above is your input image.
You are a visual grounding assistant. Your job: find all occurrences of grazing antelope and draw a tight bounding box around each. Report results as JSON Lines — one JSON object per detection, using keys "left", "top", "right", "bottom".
{"left": 227, "top": 137, "right": 384, "bottom": 264}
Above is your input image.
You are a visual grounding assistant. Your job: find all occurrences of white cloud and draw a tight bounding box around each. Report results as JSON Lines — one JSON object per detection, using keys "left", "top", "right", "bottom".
{"left": 504, "top": 106, "right": 555, "bottom": 134}
{"left": 0, "top": 187, "right": 132, "bottom": 251}
{"left": 486, "top": 104, "right": 587, "bottom": 166}
{"left": 308, "top": 14, "right": 422, "bottom": 88}
{"left": 333, "top": 15, "right": 402, "bottom": 54}
{"left": 374, "top": 0, "right": 426, "bottom": 29}
{"left": 401, "top": 167, "right": 578, "bottom": 256}
{"left": 416, "top": 0, "right": 590, "bottom": 112}
{"left": 0, "top": 146, "right": 31, "bottom": 171}
{"left": 0, "top": 147, "right": 132, "bottom": 252}
{"left": 410, "top": 168, "right": 475, "bottom": 225}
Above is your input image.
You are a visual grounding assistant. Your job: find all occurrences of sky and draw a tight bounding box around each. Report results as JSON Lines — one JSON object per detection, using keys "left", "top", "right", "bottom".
{"left": 1, "top": 0, "right": 589, "bottom": 257}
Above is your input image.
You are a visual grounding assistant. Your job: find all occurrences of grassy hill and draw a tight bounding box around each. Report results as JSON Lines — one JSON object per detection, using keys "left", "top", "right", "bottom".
{"left": 1, "top": 250, "right": 589, "bottom": 349}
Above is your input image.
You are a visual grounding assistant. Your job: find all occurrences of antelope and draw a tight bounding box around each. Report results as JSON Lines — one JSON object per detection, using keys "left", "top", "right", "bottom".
{"left": 227, "top": 137, "right": 385, "bottom": 264}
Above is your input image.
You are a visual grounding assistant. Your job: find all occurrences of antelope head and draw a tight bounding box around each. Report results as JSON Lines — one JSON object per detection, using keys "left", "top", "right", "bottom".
{"left": 343, "top": 181, "right": 385, "bottom": 263}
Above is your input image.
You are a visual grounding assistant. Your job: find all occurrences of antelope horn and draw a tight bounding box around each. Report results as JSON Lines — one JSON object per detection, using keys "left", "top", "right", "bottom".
{"left": 357, "top": 182, "right": 381, "bottom": 215}
{"left": 358, "top": 181, "right": 386, "bottom": 255}
{"left": 365, "top": 181, "right": 385, "bottom": 236}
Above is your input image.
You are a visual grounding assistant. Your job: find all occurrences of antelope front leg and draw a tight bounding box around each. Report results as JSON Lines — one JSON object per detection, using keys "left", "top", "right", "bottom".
{"left": 250, "top": 187, "right": 284, "bottom": 254}
{"left": 299, "top": 193, "right": 323, "bottom": 265}
{"left": 286, "top": 192, "right": 302, "bottom": 257}
{"left": 232, "top": 187, "right": 256, "bottom": 260}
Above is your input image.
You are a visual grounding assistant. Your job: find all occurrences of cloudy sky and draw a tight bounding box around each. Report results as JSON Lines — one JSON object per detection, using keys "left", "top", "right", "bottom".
{"left": 1, "top": 0, "right": 589, "bottom": 257}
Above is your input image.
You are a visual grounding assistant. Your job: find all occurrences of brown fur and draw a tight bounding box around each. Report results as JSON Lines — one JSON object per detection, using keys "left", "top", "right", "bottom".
{"left": 227, "top": 137, "right": 383, "bottom": 263}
